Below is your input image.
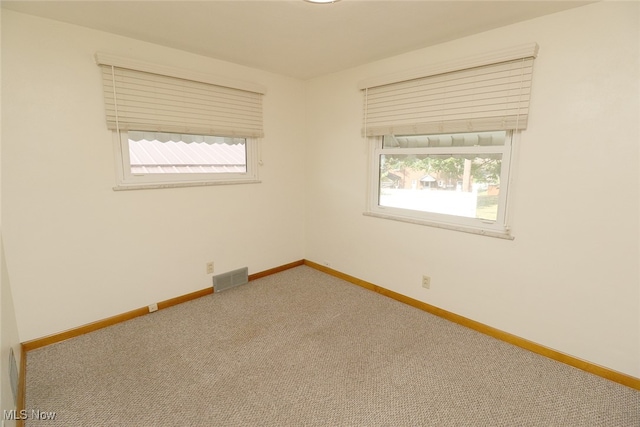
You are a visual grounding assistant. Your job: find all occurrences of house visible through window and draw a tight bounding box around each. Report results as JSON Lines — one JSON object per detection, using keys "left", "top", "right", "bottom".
{"left": 371, "top": 130, "right": 512, "bottom": 233}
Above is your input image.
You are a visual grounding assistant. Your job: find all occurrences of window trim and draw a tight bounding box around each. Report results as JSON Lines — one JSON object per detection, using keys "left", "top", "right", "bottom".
{"left": 365, "top": 132, "right": 516, "bottom": 240}
{"left": 112, "top": 131, "right": 260, "bottom": 191}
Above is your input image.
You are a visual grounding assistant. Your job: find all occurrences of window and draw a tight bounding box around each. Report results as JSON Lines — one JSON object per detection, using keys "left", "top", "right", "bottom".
{"left": 96, "top": 53, "right": 265, "bottom": 190}
{"left": 360, "top": 43, "right": 538, "bottom": 238}
{"left": 114, "top": 131, "right": 258, "bottom": 187}
{"left": 368, "top": 130, "right": 514, "bottom": 237}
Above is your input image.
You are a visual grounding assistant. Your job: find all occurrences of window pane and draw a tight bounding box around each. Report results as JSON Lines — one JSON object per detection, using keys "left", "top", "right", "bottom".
{"left": 128, "top": 131, "right": 247, "bottom": 174}
{"left": 379, "top": 154, "right": 502, "bottom": 221}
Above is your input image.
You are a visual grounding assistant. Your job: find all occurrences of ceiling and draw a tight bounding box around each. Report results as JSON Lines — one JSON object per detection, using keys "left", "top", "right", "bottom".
{"left": 2, "top": 1, "right": 593, "bottom": 80}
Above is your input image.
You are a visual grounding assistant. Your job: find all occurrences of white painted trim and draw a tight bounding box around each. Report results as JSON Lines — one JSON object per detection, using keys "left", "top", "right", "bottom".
{"left": 95, "top": 53, "right": 267, "bottom": 95}
{"left": 363, "top": 212, "right": 514, "bottom": 240}
{"left": 113, "top": 179, "right": 261, "bottom": 191}
{"left": 358, "top": 42, "right": 538, "bottom": 90}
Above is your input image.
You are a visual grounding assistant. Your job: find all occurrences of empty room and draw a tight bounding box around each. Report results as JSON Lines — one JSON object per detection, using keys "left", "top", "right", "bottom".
{"left": 1, "top": 1, "right": 639, "bottom": 426}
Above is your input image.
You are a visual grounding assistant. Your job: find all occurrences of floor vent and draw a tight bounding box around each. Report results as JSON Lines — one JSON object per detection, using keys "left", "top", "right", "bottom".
{"left": 213, "top": 267, "right": 249, "bottom": 292}
{"left": 9, "top": 347, "right": 18, "bottom": 404}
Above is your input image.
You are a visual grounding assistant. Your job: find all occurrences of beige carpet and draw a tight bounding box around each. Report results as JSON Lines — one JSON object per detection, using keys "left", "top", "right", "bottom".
{"left": 25, "top": 266, "right": 640, "bottom": 426}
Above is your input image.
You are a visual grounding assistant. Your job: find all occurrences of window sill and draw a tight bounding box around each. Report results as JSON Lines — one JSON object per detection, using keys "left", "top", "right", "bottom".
{"left": 363, "top": 211, "right": 514, "bottom": 240}
{"left": 113, "top": 179, "right": 261, "bottom": 191}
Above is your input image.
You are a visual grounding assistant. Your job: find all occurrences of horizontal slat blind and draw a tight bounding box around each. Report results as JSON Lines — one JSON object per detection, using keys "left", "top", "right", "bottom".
{"left": 363, "top": 55, "right": 535, "bottom": 137}
{"left": 100, "top": 65, "right": 264, "bottom": 138}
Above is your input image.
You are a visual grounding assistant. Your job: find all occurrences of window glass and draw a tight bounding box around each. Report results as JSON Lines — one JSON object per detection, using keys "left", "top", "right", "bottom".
{"left": 127, "top": 131, "right": 247, "bottom": 175}
{"left": 113, "top": 131, "right": 259, "bottom": 189}
{"left": 378, "top": 153, "right": 502, "bottom": 221}
{"left": 369, "top": 130, "right": 513, "bottom": 237}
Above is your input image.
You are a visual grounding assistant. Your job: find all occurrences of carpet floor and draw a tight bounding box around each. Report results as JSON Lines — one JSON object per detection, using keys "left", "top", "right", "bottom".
{"left": 25, "top": 266, "right": 640, "bottom": 426}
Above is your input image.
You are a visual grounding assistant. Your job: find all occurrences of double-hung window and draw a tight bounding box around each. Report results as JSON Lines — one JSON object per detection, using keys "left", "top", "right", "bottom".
{"left": 96, "top": 54, "right": 265, "bottom": 189}
{"left": 361, "top": 43, "right": 538, "bottom": 238}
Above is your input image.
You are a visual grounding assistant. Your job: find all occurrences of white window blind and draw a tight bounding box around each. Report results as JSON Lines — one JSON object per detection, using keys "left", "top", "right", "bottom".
{"left": 361, "top": 43, "right": 538, "bottom": 137}
{"left": 96, "top": 54, "right": 264, "bottom": 138}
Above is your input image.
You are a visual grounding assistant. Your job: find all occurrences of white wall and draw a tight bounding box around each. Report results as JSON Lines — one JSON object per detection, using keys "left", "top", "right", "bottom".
{"left": 305, "top": 2, "right": 640, "bottom": 377}
{"left": 2, "top": 5, "right": 21, "bottom": 424}
{"left": 1, "top": 239, "right": 20, "bottom": 427}
{"left": 1, "top": 10, "right": 307, "bottom": 342}
{"left": 0, "top": 9, "right": 21, "bottom": 427}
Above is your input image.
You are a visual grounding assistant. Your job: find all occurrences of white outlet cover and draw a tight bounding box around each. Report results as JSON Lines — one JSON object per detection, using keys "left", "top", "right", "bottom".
{"left": 422, "top": 276, "right": 431, "bottom": 289}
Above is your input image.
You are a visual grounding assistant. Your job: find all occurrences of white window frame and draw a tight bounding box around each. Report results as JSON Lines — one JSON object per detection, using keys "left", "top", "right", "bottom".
{"left": 112, "top": 131, "right": 260, "bottom": 191}
{"left": 365, "top": 131, "right": 517, "bottom": 239}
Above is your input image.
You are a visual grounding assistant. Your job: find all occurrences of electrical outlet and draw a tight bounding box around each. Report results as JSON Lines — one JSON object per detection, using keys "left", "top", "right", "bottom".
{"left": 206, "top": 261, "right": 214, "bottom": 274}
{"left": 422, "top": 275, "right": 431, "bottom": 289}
{"left": 148, "top": 303, "right": 158, "bottom": 313}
